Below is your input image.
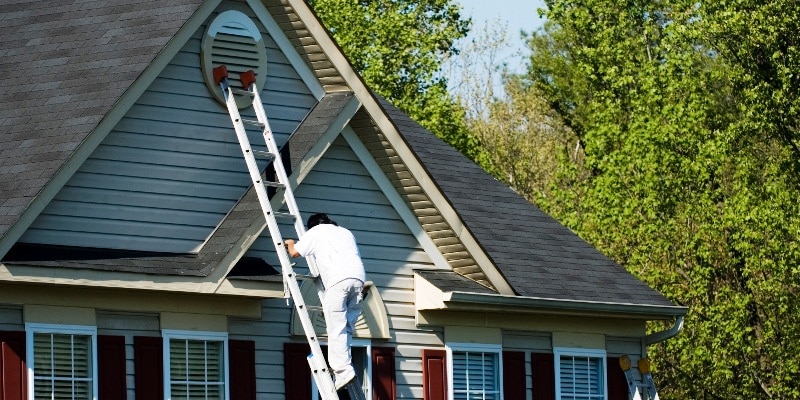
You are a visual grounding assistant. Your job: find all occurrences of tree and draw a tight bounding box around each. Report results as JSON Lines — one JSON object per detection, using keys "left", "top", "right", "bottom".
{"left": 523, "top": 0, "right": 800, "bottom": 398}
{"left": 307, "top": 0, "right": 486, "bottom": 162}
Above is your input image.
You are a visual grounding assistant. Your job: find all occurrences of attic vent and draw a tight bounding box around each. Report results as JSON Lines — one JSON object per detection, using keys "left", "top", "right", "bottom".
{"left": 201, "top": 10, "right": 267, "bottom": 108}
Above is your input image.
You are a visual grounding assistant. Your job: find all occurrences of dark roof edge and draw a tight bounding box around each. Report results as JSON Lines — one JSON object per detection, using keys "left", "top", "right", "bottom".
{"left": 442, "top": 291, "right": 689, "bottom": 319}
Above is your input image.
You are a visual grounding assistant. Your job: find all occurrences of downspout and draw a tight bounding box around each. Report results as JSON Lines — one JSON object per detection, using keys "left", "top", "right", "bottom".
{"left": 644, "top": 315, "right": 684, "bottom": 345}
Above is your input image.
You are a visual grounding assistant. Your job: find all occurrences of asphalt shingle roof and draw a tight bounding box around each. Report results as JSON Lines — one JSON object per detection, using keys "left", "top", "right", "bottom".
{"left": 377, "top": 96, "right": 675, "bottom": 307}
{"left": 0, "top": 0, "right": 203, "bottom": 242}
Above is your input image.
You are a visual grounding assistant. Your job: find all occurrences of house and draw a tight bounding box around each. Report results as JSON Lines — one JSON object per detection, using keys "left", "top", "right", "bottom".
{"left": 0, "top": 0, "right": 687, "bottom": 399}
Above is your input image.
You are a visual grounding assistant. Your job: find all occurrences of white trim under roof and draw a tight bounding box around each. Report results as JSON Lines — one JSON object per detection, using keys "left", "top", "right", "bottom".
{"left": 415, "top": 272, "right": 688, "bottom": 319}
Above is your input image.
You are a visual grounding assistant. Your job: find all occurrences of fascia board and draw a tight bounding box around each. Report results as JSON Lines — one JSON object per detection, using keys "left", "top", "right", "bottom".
{"left": 436, "top": 291, "right": 689, "bottom": 320}
{"left": 285, "top": 0, "right": 516, "bottom": 295}
{"left": 0, "top": 0, "right": 224, "bottom": 258}
{"left": 0, "top": 262, "right": 283, "bottom": 299}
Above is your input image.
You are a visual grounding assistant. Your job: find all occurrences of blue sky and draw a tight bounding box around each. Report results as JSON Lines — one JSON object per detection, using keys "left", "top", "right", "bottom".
{"left": 454, "top": 0, "right": 547, "bottom": 73}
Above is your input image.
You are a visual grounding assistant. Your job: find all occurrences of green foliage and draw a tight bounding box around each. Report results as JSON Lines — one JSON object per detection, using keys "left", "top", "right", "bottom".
{"left": 307, "top": 0, "right": 488, "bottom": 163}
{"left": 517, "top": 0, "right": 800, "bottom": 398}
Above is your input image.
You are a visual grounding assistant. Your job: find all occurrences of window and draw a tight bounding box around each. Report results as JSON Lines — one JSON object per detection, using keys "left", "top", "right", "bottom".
{"left": 312, "top": 340, "right": 372, "bottom": 399}
{"left": 554, "top": 348, "right": 607, "bottom": 400}
{"left": 26, "top": 324, "right": 98, "bottom": 400}
{"left": 163, "top": 330, "right": 229, "bottom": 400}
{"left": 447, "top": 343, "right": 502, "bottom": 400}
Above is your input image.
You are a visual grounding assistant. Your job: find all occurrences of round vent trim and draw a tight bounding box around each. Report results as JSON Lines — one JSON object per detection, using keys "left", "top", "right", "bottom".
{"left": 201, "top": 10, "right": 267, "bottom": 108}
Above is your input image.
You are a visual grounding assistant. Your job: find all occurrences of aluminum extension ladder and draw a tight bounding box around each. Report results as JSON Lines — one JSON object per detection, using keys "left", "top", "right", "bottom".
{"left": 619, "top": 355, "right": 660, "bottom": 400}
{"left": 214, "top": 65, "right": 365, "bottom": 400}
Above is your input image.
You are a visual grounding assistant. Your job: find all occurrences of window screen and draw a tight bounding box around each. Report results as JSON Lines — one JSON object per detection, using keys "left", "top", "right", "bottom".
{"left": 450, "top": 347, "right": 501, "bottom": 400}
{"left": 555, "top": 349, "right": 606, "bottom": 400}
{"left": 168, "top": 338, "right": 225, "bottom": 399}
{"left": 30, "top": 327, "right": 95, "bottom": 400}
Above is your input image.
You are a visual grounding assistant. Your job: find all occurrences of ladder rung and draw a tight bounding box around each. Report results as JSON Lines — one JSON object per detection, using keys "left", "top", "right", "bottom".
{"left": 231, "top": 89, "right": 255, "bottom": 96}
{"left": 251, "top": 149, "right": 275, "bottom": 159}
{"left": 262, "top": 181, "right": 285, "bottom": 188}
{"left": 304, "top": 305, "right": 323, "bottom": 312}
{"left": 241, "top": 118, "right": 265, "bottom": 127}
{"left": 272, "top": 211, "right": 297, "bottom": 220}
{"left": 295, "top": 274, "right": 318, "bottom": 280}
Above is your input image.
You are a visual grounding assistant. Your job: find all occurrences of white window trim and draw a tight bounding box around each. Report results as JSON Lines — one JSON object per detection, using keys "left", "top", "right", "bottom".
{"left": 25, "top": 323, "right": 99, "bottom": 400}
{"left": 311, "top": 339, "right": 373, "bottom": 399}
{"left": 162, "top": 330, "right": 230, "bottom": 400}
{"left": 553, "top": 347, "right": 608, "bottom": 400}
{"left": 446, "top": 342, "right": 504, "bottom": 400}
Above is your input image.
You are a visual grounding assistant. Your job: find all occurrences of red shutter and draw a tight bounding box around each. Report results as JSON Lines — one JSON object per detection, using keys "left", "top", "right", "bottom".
{"left": 229, "top": 340, "right": 256, "bottom": 400}
{"left": 134, "top": 336, "right": 163, "bottom": 400}
{"left": 98, "top": 335, "right": 126, "bottom": 399}
{"left": 371, "top": 346, "right": 395, "bottom": 400}
{"left": 531, "top": 353, "right": 554, "bottom": 400}
{"left": 503, "top": 351, "right": 525, "bottom": 399}
{"left": 606, "top": 357, "right": 628, "bottom": 400}
{"left": 421, "top": 349, "right": 447, "bottom": 400}
{"left": 284, "top": 342, "right": 311, "bottom": 400}
{"left": 0, "top": 331, "right": 26, "bottom": 400}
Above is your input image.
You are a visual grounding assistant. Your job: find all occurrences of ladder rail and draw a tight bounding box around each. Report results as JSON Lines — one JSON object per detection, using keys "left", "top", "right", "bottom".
{"left": 221, "top": 83, "right": 340, "bottom": 400}
{"left": 249, "top": 82, "right": 330, "bottom": 320}
{"left": 217, "top": 66, "right": 366, "bottom": 400}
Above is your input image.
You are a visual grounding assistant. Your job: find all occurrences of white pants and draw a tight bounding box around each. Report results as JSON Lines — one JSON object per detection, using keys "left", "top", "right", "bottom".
{"left": 323, "top": 278, "right": 364, "bottom": 380}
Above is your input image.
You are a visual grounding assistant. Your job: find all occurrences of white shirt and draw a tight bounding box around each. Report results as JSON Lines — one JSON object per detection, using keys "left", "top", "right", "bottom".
{"left": 293, "top": 224, "right": 365, "bottom": 288}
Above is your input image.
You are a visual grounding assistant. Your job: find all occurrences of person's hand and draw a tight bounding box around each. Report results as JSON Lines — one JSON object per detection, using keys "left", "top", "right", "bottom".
{"left": 284, "top": 239, "right": 295, "bottom": 247}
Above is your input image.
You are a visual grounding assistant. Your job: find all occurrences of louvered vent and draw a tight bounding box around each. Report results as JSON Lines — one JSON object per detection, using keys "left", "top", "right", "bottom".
{"left": 201, "top": 10, "right": 267, "bottom": 108}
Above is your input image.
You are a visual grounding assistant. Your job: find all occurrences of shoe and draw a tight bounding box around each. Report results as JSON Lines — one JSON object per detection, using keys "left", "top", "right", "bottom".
{"left": 334, "top": 370, "right": 356, "bottom": 391}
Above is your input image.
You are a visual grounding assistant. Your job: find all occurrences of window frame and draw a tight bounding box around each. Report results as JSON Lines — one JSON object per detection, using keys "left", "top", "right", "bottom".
{"left": 162, "top": 329, "right": 230, "bottom": 400}
{"left": 553, "top": 347, "right": 608, "bottom": 400}
{"left": 446, "top": 342, "right": 503, "bottom": 400}
{"left": 25, "top": 323, "right": 99, "bottom": 400}
{"left": 311, "top": 338, "right": 373, "bottom": 399}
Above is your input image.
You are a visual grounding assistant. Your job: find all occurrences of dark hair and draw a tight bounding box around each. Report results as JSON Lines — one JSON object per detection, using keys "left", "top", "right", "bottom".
{"left": 306, "top": 213, "right": 337, "bottom": 229}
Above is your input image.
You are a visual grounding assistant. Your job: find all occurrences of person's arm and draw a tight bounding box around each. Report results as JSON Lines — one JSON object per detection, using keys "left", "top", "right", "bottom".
{"left": 284, "top": 239, "right": 301, "bottom": 257}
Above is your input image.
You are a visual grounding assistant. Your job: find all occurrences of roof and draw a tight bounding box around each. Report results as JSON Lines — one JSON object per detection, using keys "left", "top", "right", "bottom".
{"left": 377, "top": 97, "right": 677, "bottom": 308}
{"left": 0, "top": 0, "right": 204, "bottom": 243}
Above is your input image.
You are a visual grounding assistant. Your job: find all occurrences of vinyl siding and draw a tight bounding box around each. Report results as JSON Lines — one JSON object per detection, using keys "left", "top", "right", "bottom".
{"left": 231, "top": 135, "right": 443, "bottom": 399}
{"left": 20, "top": 2, "right": 317, "bottom": 253}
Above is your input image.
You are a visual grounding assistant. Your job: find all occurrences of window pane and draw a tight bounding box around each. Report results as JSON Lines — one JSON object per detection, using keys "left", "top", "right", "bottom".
{"left": 452, "top": 350, "right": 500, "bottom": 399}
{"left": 169, "top": 338, "right": 225, "bottom": 400}
{"left": 559, "top": 355, "right": 604, "bottom": 399}
{"left": 32, "top": 331, "right": 94, "bottom": 400}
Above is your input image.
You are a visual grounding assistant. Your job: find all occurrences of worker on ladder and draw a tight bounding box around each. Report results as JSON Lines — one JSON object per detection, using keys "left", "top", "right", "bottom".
{"left": 285, "top": 213, "right": 366, "bottom": 391}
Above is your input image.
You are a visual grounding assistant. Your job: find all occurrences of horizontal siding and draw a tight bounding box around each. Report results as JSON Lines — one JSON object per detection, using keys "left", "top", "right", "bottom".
{"left": 235, "top": 135, "right": 444, "bottom": 398}
{"left": 0, "top": 306, "right": 23, "bottom": 331}
{"left": 21, "top": 2, "right": 317, "bottom": 253}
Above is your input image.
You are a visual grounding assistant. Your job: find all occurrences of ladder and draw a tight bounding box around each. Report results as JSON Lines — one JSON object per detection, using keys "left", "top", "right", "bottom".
{"left": 214, "top": 65, "right": 366, "bottom": 400}
{"left": 619, "top": 355, "right": 659, "bottom": 400}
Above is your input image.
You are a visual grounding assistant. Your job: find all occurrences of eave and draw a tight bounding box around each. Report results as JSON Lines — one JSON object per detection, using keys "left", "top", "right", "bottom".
{"left": 415, "top": 273, "right": 688, "bottom": 320}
